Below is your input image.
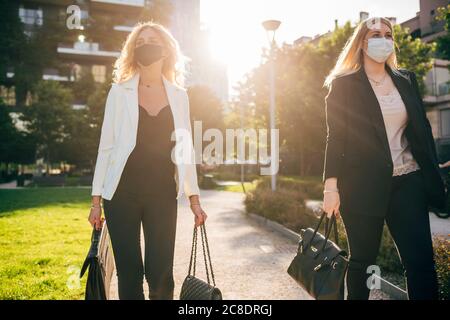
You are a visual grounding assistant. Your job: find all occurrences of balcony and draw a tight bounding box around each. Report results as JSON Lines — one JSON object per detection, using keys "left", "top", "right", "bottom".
{"left": 423, "top": 59, "right": 450, "bottom": 105}
{"left": 6, "top": 71, "right": 72, "bottom": 82}
{"left": 438, "top": 82, "right": 450, "bottom": 96}
{"left": 91, "top": 0, "right": 144, "bottom": 7}
{"left": 57, "top": 42, "right": 120, "bottom": 61}
{"left": 114, "top": 25, "right": 134, "bottom": 32}
{"left": 424, "top": 81, "right": 450, "bottom": 104}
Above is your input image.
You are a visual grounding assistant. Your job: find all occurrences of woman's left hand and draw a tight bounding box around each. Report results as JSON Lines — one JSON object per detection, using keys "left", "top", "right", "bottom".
{"left": 190, "top": 204, "right": 207, "bottom": 227}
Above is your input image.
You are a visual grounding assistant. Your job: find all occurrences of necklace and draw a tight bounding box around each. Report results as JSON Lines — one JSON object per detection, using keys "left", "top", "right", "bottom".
{"left": 139, "top": 81, "right": 164, "bottom": 88}
{"left": 368, "top": 72, "right": 387, "bottom": 87}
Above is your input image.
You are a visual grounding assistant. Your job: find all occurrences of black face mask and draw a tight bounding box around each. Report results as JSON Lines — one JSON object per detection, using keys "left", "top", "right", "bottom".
{"left": 134, "top": 44, "right": 163, "bottom": 67}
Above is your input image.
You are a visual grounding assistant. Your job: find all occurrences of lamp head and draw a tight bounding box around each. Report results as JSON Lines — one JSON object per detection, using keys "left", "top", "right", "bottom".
{"left": 262, "top": 20, "right": 281, "bottom": 45}
{"left": 262, "top": 20, "right": 281, "bottom": 32}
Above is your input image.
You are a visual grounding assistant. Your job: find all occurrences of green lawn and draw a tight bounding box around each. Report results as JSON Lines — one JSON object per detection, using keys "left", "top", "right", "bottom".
{"left": 0, "top": 187, "right": 92, "bottom": 300}
{"left": 215, "top": 181, "right": 257, "bottom": 193}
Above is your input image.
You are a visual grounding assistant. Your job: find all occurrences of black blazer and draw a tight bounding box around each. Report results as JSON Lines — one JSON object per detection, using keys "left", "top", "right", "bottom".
{"left": 323, "top": 65, "right": 446, "bottom": 217}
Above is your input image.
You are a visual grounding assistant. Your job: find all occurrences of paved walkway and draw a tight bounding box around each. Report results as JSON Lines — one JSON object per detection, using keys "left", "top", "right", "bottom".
{"left": 109, "top": 190, "right": 312, "bottom": 300}
{"left": 0, "top": 181, "right": 18, "bottom": 189}
{"left": 0, "top": 180, "right": 32, "bottom": 189}
{"left": 429, "top": 213, "right": 450, "bottom": 237}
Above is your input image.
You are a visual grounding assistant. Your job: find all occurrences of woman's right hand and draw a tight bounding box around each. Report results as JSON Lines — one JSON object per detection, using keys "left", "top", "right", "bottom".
{"left": 88, "top": 204, "right": 104, "bottom": 230}
{"left": 323, "top": 191, "right": 341, "bottom": 219}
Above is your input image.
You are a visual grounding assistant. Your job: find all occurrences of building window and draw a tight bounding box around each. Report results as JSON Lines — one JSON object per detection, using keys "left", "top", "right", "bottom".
{"left": 442, "top": 109, "right": 450, "bottom": 138}
{"left": 0, "top": 86, "right": 16, "bottom": 106}
{"left": 92, "top": 65, "right": 106, "bottom": 83}
{"left": 19, "top": 6, "right": 43, "bottom": 26}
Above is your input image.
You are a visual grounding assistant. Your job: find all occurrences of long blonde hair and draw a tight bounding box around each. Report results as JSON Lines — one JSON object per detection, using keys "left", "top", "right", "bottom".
{"left": 324, "top": 17, "right": 399, "bottom": 87}
{"left": 112, "top": 21, "right": 187, "bottom": 86}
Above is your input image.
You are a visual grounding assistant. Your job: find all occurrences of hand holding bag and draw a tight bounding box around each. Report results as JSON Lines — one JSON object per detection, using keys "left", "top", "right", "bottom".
{"left": 180, "top": 224, "right": 222, "bottom": 300}
{"left": 79, "top": 222, "right": 115, "bottom": 300}
{"left": 287, "top": 212, "right": 348, "bottom": 300}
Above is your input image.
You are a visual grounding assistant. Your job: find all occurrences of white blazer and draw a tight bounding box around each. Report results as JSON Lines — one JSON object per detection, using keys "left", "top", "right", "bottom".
{"left": 91, "top": 72, "right": 200, "bottom": 200}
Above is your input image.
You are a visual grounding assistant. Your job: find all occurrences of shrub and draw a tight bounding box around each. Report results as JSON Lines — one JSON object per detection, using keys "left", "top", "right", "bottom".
{"left": 198, "top": 174, "right": 217, "bottom": 189}
{"left": 245, "top": 178, "right": 319, "bottom": 231}
{"left": 434, "top": 236, "right": 450, "bottom": 300}
{"left": 252, "top": 176, "right": 323, "bottom": 200}
{"left": 377, "top": 227, "right": 405, "bottom": 274}
{"left": 245, "top": 187, "right": 317, "bottom": 231}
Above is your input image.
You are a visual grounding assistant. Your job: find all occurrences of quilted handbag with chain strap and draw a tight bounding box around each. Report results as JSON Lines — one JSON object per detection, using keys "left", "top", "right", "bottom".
{"left": 180, "top": 224, "right": 222, "bottom": 300}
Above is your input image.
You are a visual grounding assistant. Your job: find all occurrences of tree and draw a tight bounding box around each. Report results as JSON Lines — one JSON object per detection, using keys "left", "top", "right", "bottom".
{"left": 72, "top": 67, "right": 97, "bottom": 103}
{"left": 0, "top": 1, "right": 70, "bottom": 107}
{"left": 394, "top": 24, "right": 436, "bottom": 95}
{"left": 59, "top": 108, "right": 97, "bottom": 170}
{"left": 0, "top": 1, "right": 25, "bottom": 85}
{"left": 435, "top": 4, "right": 450, "bottom": 61}
{"left": 82, "top": 78, "right": 115, "bottom": 171}
{"left": 21, "top": 80, "right": 74, "bottom": 172}
{"left": 187, "top": 85, "right": 224, "bottom": 131}
{"left": 0, "top": 102, "right": 17, "bottom": 164}
{"left": 231, "top": 20, "right": 435, "bottom": 176}
{"left": 187, "top": 86, "right": 224, "bottom": 166}
{"left": 0, "top": 100, "right": 36, "bottom": 173}
{"left": 231, "top": 22, "right": 354, "bottom": 176}
{"left": 84, "top": 10, "right": 125, "bottom": 53}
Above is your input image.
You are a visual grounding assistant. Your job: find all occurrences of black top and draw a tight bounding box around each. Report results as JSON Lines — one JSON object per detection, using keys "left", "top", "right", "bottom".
{"left": 115, "top": 104, "right": 176, "bottom": 196}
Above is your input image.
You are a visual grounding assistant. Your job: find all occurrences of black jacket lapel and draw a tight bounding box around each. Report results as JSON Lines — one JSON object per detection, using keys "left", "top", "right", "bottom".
{"left": 386, "top": 66, "right": 426, "bottom": 145}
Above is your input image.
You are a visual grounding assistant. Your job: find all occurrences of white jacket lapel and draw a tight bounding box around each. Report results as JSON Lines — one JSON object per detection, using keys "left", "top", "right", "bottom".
{"left": 122, "top": 72, "right": 140, "bottom": 141}
{"left": 163, "top": 75, "right": 185, "bottom": 137}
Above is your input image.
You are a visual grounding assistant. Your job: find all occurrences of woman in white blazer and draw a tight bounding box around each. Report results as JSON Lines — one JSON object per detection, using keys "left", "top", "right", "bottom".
{"left": 88, "top": 22, "right": 207, "bottom": 300}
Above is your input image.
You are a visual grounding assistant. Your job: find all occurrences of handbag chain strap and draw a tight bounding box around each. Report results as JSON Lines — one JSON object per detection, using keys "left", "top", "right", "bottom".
{"left": 188, "top": 226, "right": 198, "bottom": 277}
{"left": 201, "top": 224, "right": 216, "bottom": 286}
{"left": 187, "top": 224, "right": 216, "bottom": 287}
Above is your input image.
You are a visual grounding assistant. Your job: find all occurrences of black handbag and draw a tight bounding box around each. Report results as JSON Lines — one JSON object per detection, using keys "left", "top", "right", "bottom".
{"left": 180, "top": 224, "right": 222, "bottom": 300}
{"left": 79, "top": 223, "right": 115, "bottom": 300}
{"left": 287, "top": 212, "right": 349, "bottom": 300}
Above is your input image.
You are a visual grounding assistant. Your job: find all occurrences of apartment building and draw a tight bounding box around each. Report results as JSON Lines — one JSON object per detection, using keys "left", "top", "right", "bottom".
{"left": 2, "top": 0, "right": 228, "bottom": 109}
{"left": 401, "top": 0, "right": 450, "bottom": 160}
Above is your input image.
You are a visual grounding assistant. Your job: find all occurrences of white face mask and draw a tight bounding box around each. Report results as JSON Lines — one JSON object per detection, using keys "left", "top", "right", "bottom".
{"left": 366, "top": 38, "right": 394, "bottom": 63}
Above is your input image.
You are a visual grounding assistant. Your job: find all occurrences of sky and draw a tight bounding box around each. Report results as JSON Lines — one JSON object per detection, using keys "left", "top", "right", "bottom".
{"left": 200, "top": 0, "right": 420, "bottom": 93}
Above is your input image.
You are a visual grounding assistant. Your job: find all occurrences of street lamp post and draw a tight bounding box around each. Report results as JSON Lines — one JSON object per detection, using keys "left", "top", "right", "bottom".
{"left": 262, "top": 20, "right": 281, "bottom": 192}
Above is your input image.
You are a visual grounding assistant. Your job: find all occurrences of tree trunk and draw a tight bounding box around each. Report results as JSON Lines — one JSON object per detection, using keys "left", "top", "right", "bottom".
{"left": 46, "top": 148, "right": 50, "bottom": 175}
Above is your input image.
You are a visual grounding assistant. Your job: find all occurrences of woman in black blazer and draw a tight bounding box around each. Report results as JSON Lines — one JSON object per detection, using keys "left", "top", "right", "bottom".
{"left": 322, "top": 17, "right": 446, "bottom": 300}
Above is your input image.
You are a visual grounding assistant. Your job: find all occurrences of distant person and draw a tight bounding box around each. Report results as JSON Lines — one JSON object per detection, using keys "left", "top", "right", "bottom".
{"left": 88, "top": 22, "right": 206, "bottom": 300}
{"left": 322, "top": 17, "right": 446, "bottom": 300}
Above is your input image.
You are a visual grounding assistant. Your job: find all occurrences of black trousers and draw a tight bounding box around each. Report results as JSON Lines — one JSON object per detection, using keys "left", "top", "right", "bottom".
{"left": 341, "top": 169, "right": 439, "bottom": 300}
{"left": 103, "top": 188, "right": 178, "bottom": 300}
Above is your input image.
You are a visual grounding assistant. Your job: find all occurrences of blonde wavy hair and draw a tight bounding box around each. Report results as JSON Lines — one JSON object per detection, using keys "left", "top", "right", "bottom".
{"left": 324, "top": 17, "right": 399, "bottom": 88}
{"left": 112, "top": 21, "right": 187, "bottom": 86}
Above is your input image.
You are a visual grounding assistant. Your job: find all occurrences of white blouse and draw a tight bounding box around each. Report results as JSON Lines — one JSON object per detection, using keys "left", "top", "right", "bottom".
{"left": 375, "top": 86, "right": 420, "bottom": 176}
